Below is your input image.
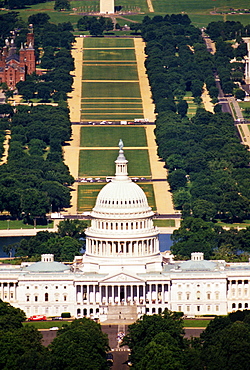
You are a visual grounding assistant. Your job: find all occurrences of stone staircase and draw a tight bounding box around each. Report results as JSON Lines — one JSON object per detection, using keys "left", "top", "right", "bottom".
{"left": 106, "top": 304, "right": 138, "bottom": 322}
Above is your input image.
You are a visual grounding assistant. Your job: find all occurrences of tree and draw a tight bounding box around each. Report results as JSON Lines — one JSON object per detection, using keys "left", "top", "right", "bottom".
{"left": 28, "top": 13, "right": 50, "bottom": 26}
{"left": 21, "top": 188, "right": 50, "bottom": 221}
{"left": 54, "top": 0, "right": 70, "bottom": 11}
{"left": 171, "top": 217, "right": 220, "bottom": 259}
{"left": 0, "top": 326, "right": 49, "bottom": 369}
{"left": 57, "top": 219, "right": 87, "bottom": 239}
{"left": 201, "top": 321, "right": 250, "bottom": 370}
{"left": 0, "top": 300, "right": 26, "bottom": 330}
{"left": 130, "top": 23, "right": 141, "bottom": 34}
{"left": 89, "top": 21, "right": 104, "bottom": 36}
{"left": 49, "top": 318, "right": 109, "bottom": 370}
{"left": 123, "top": 310, "right": 185, "bottom": 368}
{"left": 192, "top": 199, "right": 217, "bottom": 221}
{"left": 177, "top": 99, "right": 188, "bottom": 117}
{"left": 167, "top": 169, "right": 187, "bottom": 191}
{"left": 235, "top": 88, "right": 246, "bottom": 101}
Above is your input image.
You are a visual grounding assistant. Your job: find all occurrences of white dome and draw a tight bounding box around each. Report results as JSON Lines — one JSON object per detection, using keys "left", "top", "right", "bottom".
{"left": 92, "top": 178, "right": 152, "bottom": 215}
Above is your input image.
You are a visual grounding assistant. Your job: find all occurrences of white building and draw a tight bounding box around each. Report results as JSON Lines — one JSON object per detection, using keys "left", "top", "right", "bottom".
{"left": 100, "top": 0, "right": 114, "bottom": 14}
{"left": 1, "top": 143, "right": 250, "bottom": 320}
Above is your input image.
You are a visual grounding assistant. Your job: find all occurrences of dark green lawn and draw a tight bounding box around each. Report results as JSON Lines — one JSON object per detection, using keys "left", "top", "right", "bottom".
{"left": 80, "top": 126, "right": 147, "bottom": 147}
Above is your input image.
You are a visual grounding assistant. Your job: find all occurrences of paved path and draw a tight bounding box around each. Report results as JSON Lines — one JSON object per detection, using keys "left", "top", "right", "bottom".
{"left": 146, "top": 0, "right": 154, "bottom": 12}
{"left": 68, "top": 37, "right": 83, "bottom": 122}
{"left": 146, "top": 125, "right": 175, "bottom": 214}
{"left": 0, "top": 130, "right": 10, "bottom": 165}
{"left": 64, "top": 38, "right": 83, "bottom": 215}
{"left": 201, "top": 84, "right": 214, "bottom": 113}
{"left": 134, "top": 38, "right": 156, "bottom": 122}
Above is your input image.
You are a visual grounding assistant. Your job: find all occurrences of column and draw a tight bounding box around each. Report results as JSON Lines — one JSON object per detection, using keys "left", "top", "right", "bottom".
{"left": 118, "top": 285, "right": 121, "bottom": 303}
{"left": 87, "top": 285, "right": 90, "bottom": 304}
{"left": 105, "top": 285, "right": 108, "bottom": 304}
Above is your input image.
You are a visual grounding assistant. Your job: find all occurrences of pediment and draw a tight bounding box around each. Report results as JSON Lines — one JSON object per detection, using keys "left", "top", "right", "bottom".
{"left": 101, "top": 272, "right": 143, "bottom": 283}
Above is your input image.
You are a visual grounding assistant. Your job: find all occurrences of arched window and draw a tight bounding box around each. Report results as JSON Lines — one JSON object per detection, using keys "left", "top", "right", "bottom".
{"left": 232, "top": 303, "right": 236, "bottom": 309}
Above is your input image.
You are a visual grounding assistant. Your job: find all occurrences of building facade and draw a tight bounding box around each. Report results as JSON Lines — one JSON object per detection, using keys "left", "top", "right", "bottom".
{"left": 0, "top": 32, "right": 36, "bottom": 89}
{"left": 0, "top": 144, "right": 250, "bottom": 320}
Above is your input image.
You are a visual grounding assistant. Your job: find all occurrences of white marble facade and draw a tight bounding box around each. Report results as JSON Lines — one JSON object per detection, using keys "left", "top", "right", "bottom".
{"left": 1, "top": 145, "right": 250, "bottom": 320}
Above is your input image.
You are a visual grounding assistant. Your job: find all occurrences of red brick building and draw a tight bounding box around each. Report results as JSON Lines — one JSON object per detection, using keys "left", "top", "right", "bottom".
{"left": 0, "top": 32, "right": 36, "bottom": 89}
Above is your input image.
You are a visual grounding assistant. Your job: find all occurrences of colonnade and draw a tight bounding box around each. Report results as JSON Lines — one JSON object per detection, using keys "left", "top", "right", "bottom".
{"left": 90, "top": 218, "right": 154, "bottom": 233}
{"left": 227, "top": 279, "right": 249, "bottom": 299}
{"left": 86, "top": 237, "right": 158, "bottom": 256}
{"left": 0, "top": 281, "right": 17, "bottom": 302}
{"left": 76, "top": 283, "right": 169, "bottom": 305}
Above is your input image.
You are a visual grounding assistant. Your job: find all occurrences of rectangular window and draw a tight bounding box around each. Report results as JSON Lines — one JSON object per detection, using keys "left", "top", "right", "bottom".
{"left": 64, "top": 295, "right": 67, "bottom": 301}
{"left": 178, "top": 306, "right": 182, "bottom": 312}
{"left": 35, "top": 296, "right": 38, "bottom": 302}
{"left": 207, "top": 293, "right": 211, "bottom": 300}
{"left": 207, "top": 305, "right": 210, "bottom": 312}
{"left": 216, "top": 305, "right": 219, "bottom": 312}
{"left": 186, "top": 306, "right": 190, "bottom": 312}
{"left": 197, "top": 306, "right": 200, "bottom": 312}
{"left": 26, "top": 296, "right": 29, "bottom": 302}
{"left": 10, "top": 292, "right": 13, "bottom": 299}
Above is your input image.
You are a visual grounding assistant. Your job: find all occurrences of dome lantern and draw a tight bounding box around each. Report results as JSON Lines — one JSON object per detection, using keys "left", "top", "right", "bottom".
{"left": 114, "top": 139, "right": 128, "bottom": 181}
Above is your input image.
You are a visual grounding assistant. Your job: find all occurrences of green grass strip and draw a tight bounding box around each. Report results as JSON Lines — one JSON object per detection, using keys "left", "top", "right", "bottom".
{"left": 80, "top": 126, "right": 147, "bottom": 147}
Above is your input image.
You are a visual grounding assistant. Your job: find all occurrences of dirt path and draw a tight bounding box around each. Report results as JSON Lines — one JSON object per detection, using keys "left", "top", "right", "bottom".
{"left": 0, "top": 130, "right": 11, "bottom": 165}
{"left": 63, "top": 38, "right": 83, "bottom": 214}
{"left": 134, "top": 38, "right": 156, "bottom": 122}
{"left": 145, "top": 125, "right": 175, "bottom": 214}
{"left": 68, "top": 37, "right": 83, "bottom": 122}
{"left": 201, "top": 84, "right": 214, "bottom": 113}
{"left": 146, "top": 0, "right": 154, "bottom": 12}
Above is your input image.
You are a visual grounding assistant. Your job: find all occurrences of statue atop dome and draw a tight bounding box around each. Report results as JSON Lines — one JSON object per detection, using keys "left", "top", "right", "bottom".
{"left": 119, "top": 139, "right": 124, "bottom": 151}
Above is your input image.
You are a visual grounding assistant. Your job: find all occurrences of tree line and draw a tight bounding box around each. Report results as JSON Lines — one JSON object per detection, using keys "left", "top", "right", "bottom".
{"left": 123, "top": 309, "right": 250, "bottom": 370}
{"left": 5, "top": 219, "right": 87, "bottom": 262}
{"left": 0, "top": 103, "right": 74, "bottom": 222}
{"left": 140, "top": 16, "right": 250, "bottom": 224}
{"left": 0, "top": 300, "right": 109, "bottom": 370}
{"left": 16, "top": 13, "right": 75, "bottom": 102}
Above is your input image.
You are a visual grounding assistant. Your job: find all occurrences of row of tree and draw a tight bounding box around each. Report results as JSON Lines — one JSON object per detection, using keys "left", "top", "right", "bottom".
{"left": 155, "top": 108, "right": 250, "bottom": 223}
{"left": 139, "top": 17, "right": 250, "bottom": 224}
{"left": 171, "top": 217, "right": 250, "bottom": 260}
{"left": 0, "top": 104, "right": 74, "bottom": 221}
{"left": 0, "top": 300, "right": 109, "bottom": 370}
{"left": 6, "top": 219, "right": 87, "bottom": 261}
{"left": 123, "top": 309, "right": 250, "bottom": 370}
{"left": 206, "top": 20, "right": 248, "bottom": 96}
{"left": 77, "top": 16, "right": 114, "bottom": 36}
{"left": 16, "top": 13, "right": 75, "bottom": 102}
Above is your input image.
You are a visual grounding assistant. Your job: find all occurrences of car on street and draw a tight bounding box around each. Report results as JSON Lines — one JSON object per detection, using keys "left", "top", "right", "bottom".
{"left": 28, "top": 315, "right": 47, "bottom": 321}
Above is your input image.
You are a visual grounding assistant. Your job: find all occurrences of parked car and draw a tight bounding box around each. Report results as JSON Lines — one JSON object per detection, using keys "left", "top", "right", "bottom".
{"left": 106, "top": 352, "right": 113, "bottom": 367}
{"left": 28, "top": 315, "right": 46, "bottom": 321}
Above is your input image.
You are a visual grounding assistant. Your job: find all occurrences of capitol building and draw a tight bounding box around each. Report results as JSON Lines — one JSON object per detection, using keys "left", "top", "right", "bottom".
{"left": 1, "top": 143, "right": 250, "bottom": 320}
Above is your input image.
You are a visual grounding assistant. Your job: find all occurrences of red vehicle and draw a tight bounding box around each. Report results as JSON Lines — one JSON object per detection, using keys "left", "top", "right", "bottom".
{"left": 28, "top": 315, "right": 46, "bottom": 321}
